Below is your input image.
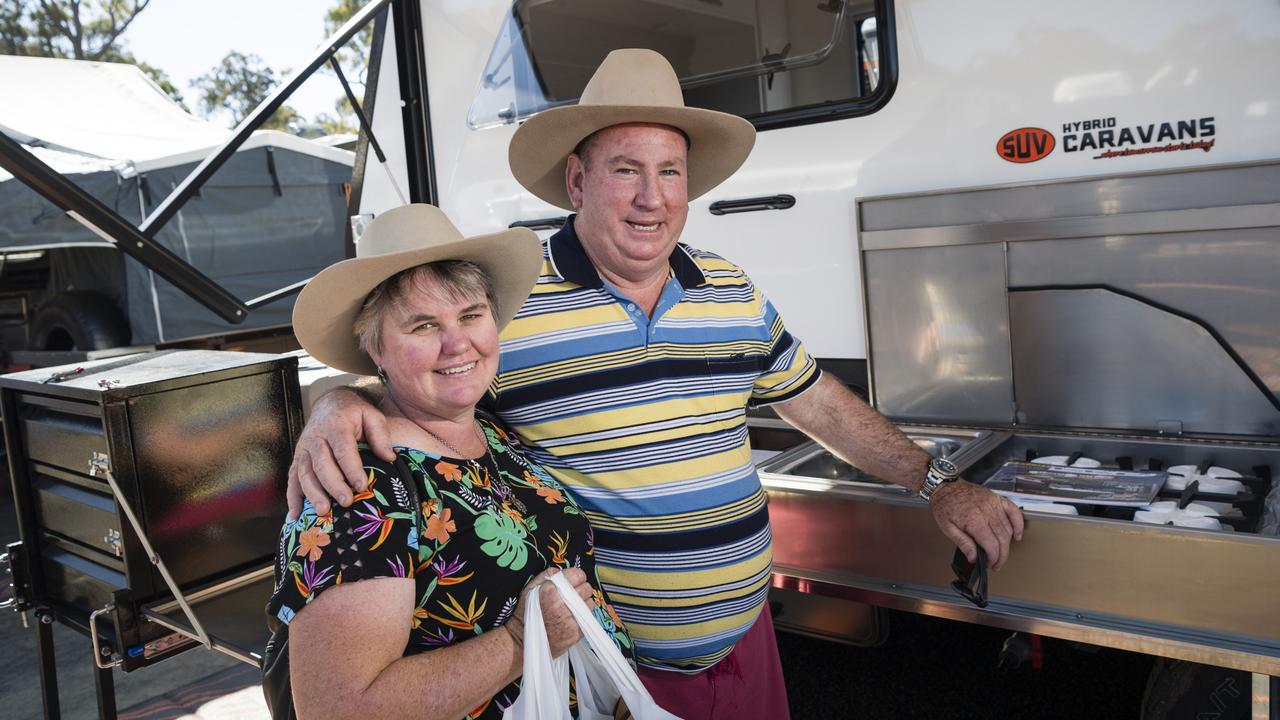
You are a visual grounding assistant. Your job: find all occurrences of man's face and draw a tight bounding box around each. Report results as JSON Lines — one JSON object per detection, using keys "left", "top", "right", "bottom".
{"left": 565, "top": 123, "right": 689, "bottom": 283}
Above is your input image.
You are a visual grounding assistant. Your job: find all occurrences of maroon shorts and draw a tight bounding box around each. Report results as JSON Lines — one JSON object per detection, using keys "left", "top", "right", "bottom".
{"left": 636, "top": 604, "right": 790, "bottom": 720}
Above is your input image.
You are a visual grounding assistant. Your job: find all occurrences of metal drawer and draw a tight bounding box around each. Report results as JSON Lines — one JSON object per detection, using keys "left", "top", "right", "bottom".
{"left": 30, "top": 463, "right": 122, "bottom": 558}
{"left": 38, "top": 532, "right": 126, "bottom": 614}
{"left": 19, "top": 396, "right": 106, "bottom": 476}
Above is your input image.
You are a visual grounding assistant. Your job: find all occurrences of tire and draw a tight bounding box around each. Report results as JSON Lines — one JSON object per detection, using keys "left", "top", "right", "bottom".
{"left": 30, "top": 292, "right": 130, "bottom": 351}
{"left": 1141, "top": 658, "right": 1250, "bottom": 720}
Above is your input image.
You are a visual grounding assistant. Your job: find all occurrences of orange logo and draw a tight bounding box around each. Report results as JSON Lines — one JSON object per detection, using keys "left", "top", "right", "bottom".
{"left": 997, "top": 127, "right": 1055, "bottom": 163}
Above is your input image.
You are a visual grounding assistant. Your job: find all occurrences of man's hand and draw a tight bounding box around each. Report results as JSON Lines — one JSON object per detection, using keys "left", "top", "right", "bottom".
{"left": 928, "top": 481, "right": 1024, "bottom": 570}
{"left": 775, "top": 374, "right": 1025, "bottom": 569}
{"left": 288, "top": 387, "right": 394, "bottom": 518}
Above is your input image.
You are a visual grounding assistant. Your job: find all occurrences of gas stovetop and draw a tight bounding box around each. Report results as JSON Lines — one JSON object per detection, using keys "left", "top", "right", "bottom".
{"left": 957, "top": 432, "right": 1277, "bottom": 535}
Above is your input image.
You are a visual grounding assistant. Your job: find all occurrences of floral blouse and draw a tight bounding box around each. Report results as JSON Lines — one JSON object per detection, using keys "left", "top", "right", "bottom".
{"left": 266, "top": 416, "right": 633, "bottom": 719}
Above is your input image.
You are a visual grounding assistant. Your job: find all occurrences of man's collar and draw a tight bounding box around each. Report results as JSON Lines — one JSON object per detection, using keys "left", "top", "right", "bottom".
{"left": 547, "top": 215, "right": 707, "bottom": 289}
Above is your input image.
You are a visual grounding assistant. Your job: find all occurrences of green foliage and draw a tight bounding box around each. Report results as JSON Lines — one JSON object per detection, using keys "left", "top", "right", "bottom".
{"left": 323, "top": 0, "right": 372, "bottom": 79}
{"left": 191, "top": 50, "right": 303, "bottom": 131}
{"left": 1, "top": 0, "right": 375, "bottom": 136}
{"left": 0, "top": 0, "right": 186, "bottom": 108}
{"left": 1, "top": 0, "right": 150, "bottom": 59}
{"left": 321, "top": 0, "right": 374, "bottom": 133}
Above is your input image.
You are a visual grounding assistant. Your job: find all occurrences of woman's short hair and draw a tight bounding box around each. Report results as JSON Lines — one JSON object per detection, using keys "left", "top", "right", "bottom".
{"left": 353, "top": 260, "right": 497, "bottom": 355}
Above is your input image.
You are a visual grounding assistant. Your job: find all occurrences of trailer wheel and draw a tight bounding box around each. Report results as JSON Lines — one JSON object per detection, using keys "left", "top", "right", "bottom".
{"left": 31, "top": 292, "right": 130, "bottom": 351}
{"left": 1141, "top": 658, "right": 1250, "bottom": 720}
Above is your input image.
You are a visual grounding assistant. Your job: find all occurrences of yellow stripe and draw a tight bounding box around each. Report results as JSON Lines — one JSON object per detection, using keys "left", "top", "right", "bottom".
{"left": 548, "top": 448, "right": 754, "bottom": 492}
{"left": 617, "top": 604, "right": 765, "bottom": 642}
{"left": 597, "top": 546, "right": 772, "bottom": 593}
{"left": 527, "top": 406, "right": 747, "bottom": 456}
{"left": 495, "top": 340, "right": 774, "bottom": 392}
{"left": 604, "top": 572, "right": 771, "bottom": 609}
{"left": 664, "top": 299, "right": 760, "bottom": 319}
{"left": 502, "top": 303, "right": 626, "bottom": 337}
{"left": 583, "top": 491, "right": 765, "bottom": 533}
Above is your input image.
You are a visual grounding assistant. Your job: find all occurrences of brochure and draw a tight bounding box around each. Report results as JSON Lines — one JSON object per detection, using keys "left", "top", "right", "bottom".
{"left": 983, "top": 461, "right": 1166, "bottom": 506}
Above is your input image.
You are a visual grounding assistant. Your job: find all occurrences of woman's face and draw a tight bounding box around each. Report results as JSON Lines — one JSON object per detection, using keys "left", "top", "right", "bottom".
{"left": 368, "top": 281, "right": 499, "bottom": 421}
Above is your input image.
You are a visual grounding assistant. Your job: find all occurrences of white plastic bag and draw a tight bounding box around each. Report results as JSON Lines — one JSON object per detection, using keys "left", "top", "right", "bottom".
{"left": 504, "top": 572, "right": 682, "bottom": 720}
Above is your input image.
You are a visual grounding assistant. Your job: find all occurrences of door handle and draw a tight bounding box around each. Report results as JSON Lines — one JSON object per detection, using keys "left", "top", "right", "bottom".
{"left": 708, "top": 194, "right": 795, "bottom": 216}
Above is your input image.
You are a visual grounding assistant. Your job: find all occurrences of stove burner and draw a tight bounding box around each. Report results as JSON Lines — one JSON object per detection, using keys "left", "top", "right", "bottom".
{"left": 1166, "top": 465, "right": 1246, "bottom": 495}
{"left": 989, "top": 443, "right": 1273, "bottom": 534}
{"left": 1031, "top": 454, "right": 1102, "bottom": 468}
{"left": 1135, "top": 500, "right": 1223, "bottom": 530}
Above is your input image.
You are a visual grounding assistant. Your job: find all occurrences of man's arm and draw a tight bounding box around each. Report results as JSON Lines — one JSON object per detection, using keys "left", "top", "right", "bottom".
{"left": 287, "top": 380, "right": 394, "bottom": 518}
{"left": 772, "top": 373, "right": 1024, "bottom": 569}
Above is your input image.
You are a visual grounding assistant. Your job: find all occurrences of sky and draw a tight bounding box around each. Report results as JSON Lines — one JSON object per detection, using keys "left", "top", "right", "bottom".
{"left": 121, "top": 0, "right": 355, "bottom": 127}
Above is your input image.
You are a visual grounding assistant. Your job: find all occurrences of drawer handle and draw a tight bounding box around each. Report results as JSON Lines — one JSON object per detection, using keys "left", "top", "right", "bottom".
{"left": 708, "top": 194, "right": 796, "bottom": 216}
{"left": 103, "top": 529, "right": 123, "bottom": 557}
{"left": 91, "top": 605, "right": 124, "bottom": 669}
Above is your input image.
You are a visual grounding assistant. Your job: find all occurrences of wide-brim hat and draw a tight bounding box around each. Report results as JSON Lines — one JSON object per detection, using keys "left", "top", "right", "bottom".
{"left": 293, "top": 204, "right": 542, "bottom": 376}
{"left": 509, "top": 48, "right": 756, "bottom": 211}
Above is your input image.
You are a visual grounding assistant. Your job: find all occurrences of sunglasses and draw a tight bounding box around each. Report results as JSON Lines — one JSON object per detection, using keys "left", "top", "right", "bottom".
{"left": 950, "top": 546, "right": 989, "bottom": 608}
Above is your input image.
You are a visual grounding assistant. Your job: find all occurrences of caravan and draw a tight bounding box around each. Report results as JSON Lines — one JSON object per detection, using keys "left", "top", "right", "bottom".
{"left": 0, "top": 56, "right": 352, "bottom": 360}
{"left": 0, "top": 0, "right": 1278, "bottom": 716}
{"left": 348, "top": 0, "right": 1280, "bottom": 714}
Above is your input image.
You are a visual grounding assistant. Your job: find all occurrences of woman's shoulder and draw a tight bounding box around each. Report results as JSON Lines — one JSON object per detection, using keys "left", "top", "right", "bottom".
{"left": 309, "top": 446, "right": 418, "bottom": 517}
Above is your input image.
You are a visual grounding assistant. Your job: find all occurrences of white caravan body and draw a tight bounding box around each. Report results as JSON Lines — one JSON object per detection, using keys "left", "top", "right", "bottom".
{"left": 358, "top": 0, "right": 1280, "bottom": 377}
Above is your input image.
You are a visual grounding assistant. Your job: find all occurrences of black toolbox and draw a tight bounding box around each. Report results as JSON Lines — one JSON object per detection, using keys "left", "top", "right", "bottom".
{"left": 1, "top": 349, "right": 300, "bottom": 684}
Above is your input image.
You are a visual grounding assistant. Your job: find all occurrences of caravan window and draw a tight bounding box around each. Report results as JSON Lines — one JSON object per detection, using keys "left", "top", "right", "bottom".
{"left": 468, "top": 0, "right": 893, "bottom": 130}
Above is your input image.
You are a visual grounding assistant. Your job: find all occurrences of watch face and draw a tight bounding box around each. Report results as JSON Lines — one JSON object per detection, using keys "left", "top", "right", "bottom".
{"left": 931, "top": 458, "right": 959, "bottom": 477}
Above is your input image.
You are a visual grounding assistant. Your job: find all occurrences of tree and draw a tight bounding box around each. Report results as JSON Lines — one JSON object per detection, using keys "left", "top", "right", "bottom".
{"left": 191, "top": 50, "right": 303, "bottom": 132}
{"left": 3, "top": 0, "right": 147, "bottom": 59}
{"left": 320, "top": 0, "right": 373, "bottom": 134}
{"left": 323, "top": 0, "right": 372, "bottom": 83}
{"left": 0, "top": 0, "right": 185, "bottom": 108}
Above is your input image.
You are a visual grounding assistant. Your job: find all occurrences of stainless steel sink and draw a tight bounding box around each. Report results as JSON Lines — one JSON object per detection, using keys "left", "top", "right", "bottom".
{"left": 758, "top": 428, "right": 985, "bottom": 491}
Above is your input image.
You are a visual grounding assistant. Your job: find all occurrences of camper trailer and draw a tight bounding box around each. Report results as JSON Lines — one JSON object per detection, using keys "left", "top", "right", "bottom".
{"left": 0, "top": 57, "right": 352, "bottom": 364}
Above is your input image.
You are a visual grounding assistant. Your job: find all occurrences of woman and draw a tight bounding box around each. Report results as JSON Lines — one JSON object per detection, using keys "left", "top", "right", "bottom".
{"left": 266, "top": 204, "right": 633, "bottom": 719}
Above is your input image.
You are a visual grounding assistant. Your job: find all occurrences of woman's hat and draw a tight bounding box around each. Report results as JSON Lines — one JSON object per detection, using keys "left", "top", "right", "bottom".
{"left": 508, "top": 48, "right": 756, "bottom": 211}
{"left": 292, "top": 204, "right": 542, "bottom": 375}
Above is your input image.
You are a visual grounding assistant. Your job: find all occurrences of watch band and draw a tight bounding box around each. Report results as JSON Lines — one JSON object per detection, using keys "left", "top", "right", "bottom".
{"left": 919, "top": 457, "right": 960, "bottom": 501}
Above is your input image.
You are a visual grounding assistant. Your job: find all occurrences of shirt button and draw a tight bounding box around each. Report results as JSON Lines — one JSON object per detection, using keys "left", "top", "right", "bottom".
{"left": 626, "top": 303, "right": 636, "bottom": 312}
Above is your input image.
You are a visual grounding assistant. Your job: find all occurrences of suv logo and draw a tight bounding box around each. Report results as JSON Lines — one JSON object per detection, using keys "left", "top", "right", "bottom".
{"left": 997, "top": 127, "right": 1055, "bottom": 163}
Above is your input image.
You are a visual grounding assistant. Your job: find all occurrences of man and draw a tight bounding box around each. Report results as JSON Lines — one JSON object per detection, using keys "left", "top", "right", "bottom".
{"left": 291, "top": 49, "right": 1023, "bottom": 719}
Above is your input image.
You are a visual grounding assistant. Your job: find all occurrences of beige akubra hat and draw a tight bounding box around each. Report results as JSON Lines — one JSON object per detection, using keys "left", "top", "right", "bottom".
{"left": 292, "top": 204, "right": 542, "bottom": 376}
{"left": 509, "top": 48, "right": 756, "bottom": 211}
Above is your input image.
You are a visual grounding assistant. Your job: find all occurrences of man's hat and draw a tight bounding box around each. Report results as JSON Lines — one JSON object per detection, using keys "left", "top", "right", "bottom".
{"left": 508, "top": 49, "right": 756, "bottom": 211}
{"left": 292, "top": 204, "right": 542, "bottom": 375}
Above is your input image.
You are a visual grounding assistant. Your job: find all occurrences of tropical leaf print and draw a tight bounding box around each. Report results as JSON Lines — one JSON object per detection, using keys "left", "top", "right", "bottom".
{"left": 474, "top": 508, "right": 529, "bottom": 570}
{"left": 430, "top": 554, "right": 474, "bottom": 585}
{"left": 432, "top": 589, "right": 488, "bottom": 631}
{"left": 547, "top": 530, "right": 569, "bottom": 565}
{"left": 265, "top": 437, "right": 634, "bottom": 720}
{"left": 351, "top": 501, "right": 396, "bottom": 550}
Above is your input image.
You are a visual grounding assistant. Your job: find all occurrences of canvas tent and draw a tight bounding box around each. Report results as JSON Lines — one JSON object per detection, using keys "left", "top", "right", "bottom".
{"left": 0, "top": 55, "right": 353, "bottom": 348}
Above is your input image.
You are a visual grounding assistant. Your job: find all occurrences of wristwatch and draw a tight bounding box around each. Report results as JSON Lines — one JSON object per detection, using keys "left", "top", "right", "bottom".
{"left": 919, "top": 457, "right": 960, "bottom": 502}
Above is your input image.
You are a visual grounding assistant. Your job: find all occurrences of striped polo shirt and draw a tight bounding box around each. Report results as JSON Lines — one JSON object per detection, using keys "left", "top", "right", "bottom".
{"left": 486, "top": 218, "right": 820, "bottom": 671}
